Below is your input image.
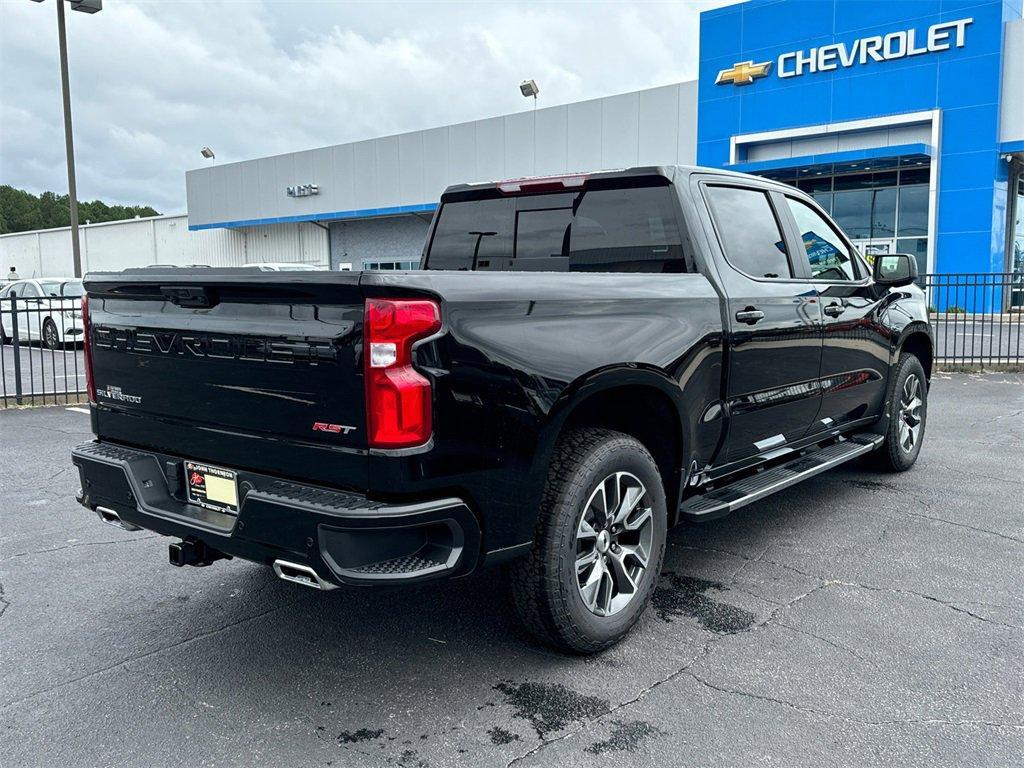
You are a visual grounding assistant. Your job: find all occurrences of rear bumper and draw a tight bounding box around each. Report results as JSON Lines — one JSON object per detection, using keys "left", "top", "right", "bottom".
{"left": 71, "top": 440, "right": 480, "bottom": 587}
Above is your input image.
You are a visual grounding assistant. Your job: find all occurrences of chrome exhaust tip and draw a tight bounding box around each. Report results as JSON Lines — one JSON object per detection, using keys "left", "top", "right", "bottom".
{"left": 95, "top": 506, "right": 141, "bottom": 532}
{"left": 272, "top": 559, "right": 337, "bottom": 591}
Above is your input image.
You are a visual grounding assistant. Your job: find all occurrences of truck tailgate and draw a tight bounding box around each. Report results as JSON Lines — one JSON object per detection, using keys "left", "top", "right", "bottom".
{"left": 83, "top": 271, "right": 369, "bottom": 491}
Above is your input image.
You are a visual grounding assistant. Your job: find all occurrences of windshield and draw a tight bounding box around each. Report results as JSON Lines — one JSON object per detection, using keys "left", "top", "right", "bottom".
{"left": 39, "top": 281, "right": 84, "bottom": 297}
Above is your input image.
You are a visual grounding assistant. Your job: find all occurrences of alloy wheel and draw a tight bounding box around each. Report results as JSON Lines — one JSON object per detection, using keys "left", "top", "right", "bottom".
{"left": 574, "top": 471, "right": 654, "bottom": 617}
{"left": 44, "top": 321, "right": 59, "bottom": 349}
{"left": 898, "top": 374, "right": 923, "bottom": 453}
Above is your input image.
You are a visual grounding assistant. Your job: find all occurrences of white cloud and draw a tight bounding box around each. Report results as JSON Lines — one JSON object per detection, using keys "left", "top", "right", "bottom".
{"left": 0, "top": 0, "right": 728, "bottom": 213}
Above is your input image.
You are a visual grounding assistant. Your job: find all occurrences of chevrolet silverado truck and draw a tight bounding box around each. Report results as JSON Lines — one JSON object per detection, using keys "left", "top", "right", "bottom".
{"left": 72, "top": 166, "right": 932, "bottom": 652}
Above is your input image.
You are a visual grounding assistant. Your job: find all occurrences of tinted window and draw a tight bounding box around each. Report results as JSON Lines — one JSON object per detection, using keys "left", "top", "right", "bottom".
{"left": 567, "top": 187, "right": 685, "bottom": 273}
{"left": 705, "top": 186, "right": 790, "bottom": 279}
{"left": 785, "top": 196, "right": 859, "bottom": 281}
{"left": 897, "top": 184, "right": 928, "bottom": 237}
{"left": 832, "top": 187, "right": 896, "bottom": 239}
{"left": 515, "top": 208, "right": 572, "bottom": 263}
{"left": 426, "top": 185, "right": 686, "bottom": 273}
{"left": 426, "top": 198, "right": 513, "bottom": 270}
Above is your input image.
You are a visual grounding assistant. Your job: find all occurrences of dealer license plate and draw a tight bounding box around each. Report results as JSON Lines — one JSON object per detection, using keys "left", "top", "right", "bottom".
{"left": 184, "top": 461, "right": 239, "bottom": 514}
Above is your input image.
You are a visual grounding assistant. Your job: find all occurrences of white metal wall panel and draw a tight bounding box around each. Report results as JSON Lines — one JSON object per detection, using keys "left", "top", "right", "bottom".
{"left": 422, "top": 127, "right": 451, "bottom": 203}
{"left": 504, "top": 111, "right": 535, "bottom": 178}
{"left": 185, "top": 79, "right": 702, "bottom": 228}
{"left": 475, "top": 116, "right": 506, "bottom": 182}
{"left": 398, "top": 131, "right": 425, "bottom": 205}
{"left": 353, "top": 140, "right": 378, "bottom": 207}
{"left": 83, "top": 220, "right": 153, "bottom": 272}
{"left": 677, "top": 81, "right": 699, "bottom": 164}
{"left": 535, "top": 105, "right": 569, "bottom": 175}
{"left": 602, "top": 91, "right": 640, "bottom": 169}
{"left": 0, "top": 215, "right": 309, "bottom": 276}
{"left": 376, "top": 135, "right": 402, "bottom": 208}
{"left": 330, "top": 143, "right": 357, "bottom": 215}
{"left": 241, "top": 222, "right": 328, "bottom": 266}
{"left": 448, "top": 122, "right": 477, "bottom": 185}
{"left": 567, "top": 98, "right": 604, "bottom": 172}
{"left": 638, "top": 85, "right": 680, "bottom": 166}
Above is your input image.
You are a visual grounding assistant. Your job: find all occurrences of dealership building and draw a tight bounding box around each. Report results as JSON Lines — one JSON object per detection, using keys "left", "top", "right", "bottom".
{"left": 4, "top": 0, "right": 1020, "bottom": 280}
{"left": 183, "top": 0, "right": 1024, "bottom": 279}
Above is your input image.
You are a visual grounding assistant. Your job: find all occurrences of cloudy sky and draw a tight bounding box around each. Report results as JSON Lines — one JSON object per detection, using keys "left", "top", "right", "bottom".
{"left": 1, "top": 1, "right": 727, "bottom": 213}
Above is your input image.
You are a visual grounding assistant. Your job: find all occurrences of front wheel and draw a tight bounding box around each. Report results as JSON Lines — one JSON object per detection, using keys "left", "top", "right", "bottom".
{"left": 869, "top": 353, "right": 928, "bottom": 472}
{"left": 509, "top": 428, "right": 667, "bottom": 653}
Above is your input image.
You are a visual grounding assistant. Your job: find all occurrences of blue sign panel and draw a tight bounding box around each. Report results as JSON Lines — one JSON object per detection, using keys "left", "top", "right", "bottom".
{"left": 697, "top": 0, "right": 1020, "bottom": 276}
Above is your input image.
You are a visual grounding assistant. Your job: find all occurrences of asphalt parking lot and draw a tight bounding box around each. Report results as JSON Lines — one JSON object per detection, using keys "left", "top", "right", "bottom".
{"left": 1, "top": 373, "right": 1021, "bottom": 767}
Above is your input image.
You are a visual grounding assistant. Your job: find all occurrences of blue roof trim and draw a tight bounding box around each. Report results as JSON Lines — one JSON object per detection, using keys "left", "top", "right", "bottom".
{"left": 999, "top": 140, "right": 1024, "bottom": 154}
{"left": 726, "top": 143, "right": 934, "bottom": 175}
{"left": 188, "top": 202, "right": 438, "bottom": 231}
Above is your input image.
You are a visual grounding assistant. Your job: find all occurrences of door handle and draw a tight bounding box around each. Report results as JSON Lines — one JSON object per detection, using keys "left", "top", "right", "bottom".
{"left": 735, "top": 307, "right": 765, "bottom": 325}
{"left": 824, "top": 303, "right": 846, "bottom": 317}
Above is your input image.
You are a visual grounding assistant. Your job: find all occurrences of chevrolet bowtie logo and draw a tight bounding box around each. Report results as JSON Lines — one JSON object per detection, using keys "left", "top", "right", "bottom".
{"left": 715, "top": 60, "right": 772, "bottom": 86}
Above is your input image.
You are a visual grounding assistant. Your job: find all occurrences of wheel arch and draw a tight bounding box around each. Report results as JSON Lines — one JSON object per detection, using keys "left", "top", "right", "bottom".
{"left": 527, "top": 366, "right": 690, "bottom": 530}
{"left": 896, "top": 324, "right": 934, "bottom": 382}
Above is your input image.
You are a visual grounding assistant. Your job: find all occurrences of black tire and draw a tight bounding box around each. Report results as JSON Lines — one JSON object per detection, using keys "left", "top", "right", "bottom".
{"left": 42, "top": 319, "right": 61, "bottom": 350}
{"left": 0, "top": 323, "right": 9, "bottom": 344}
{"left": 869, "top": 353, "right": 927, "bottom": 472}
{"left": 509, "top": 428, "right": 668, "bottom": 654}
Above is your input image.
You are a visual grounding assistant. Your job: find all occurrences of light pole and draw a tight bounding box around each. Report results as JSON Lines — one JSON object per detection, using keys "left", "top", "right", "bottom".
{"left": 30, "top": 0, "right": 103, "bottom": 278}
{"left": 200, "top": 147, "right": 216, "bottom": 165}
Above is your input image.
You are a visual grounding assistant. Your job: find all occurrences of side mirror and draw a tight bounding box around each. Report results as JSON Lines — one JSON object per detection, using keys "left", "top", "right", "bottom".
{"left": 872, "top": 253, "right": 918, "bottom": 288}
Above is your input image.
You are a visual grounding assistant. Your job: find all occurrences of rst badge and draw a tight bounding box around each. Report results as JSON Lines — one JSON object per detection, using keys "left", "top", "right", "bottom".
{"left": 312, "top": 422, "right": 356, "bottom": 435}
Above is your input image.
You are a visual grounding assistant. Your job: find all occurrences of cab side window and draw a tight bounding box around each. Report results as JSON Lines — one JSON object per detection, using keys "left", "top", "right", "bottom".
{"left": 785, "top": 196, "right": 859, "bottom": 281}
{"left": 705, "top": 186, "right": 791, "bottom": 279}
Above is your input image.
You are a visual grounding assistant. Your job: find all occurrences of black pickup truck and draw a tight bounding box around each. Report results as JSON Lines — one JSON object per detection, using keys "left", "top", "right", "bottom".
{"left": 72, "top": 166, "right": 932, "bottom": 652}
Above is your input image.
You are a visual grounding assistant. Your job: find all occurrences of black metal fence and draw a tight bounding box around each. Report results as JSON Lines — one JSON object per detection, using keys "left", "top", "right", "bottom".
{"left": 1, "top": 273, "right": 1022, "bottom": 408}
{"left": 924, "top": 272, "right": 1023, "bottom": 368}
{"left": 1, "top": 293, "right": 87, "bottom": 408}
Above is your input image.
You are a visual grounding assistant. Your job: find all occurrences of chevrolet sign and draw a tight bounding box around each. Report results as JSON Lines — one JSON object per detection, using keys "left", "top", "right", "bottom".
{"left": 716, "top": 17, "right": 972, "bottom": 86}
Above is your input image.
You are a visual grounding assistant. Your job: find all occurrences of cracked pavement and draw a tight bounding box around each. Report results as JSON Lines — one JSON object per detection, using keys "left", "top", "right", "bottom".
{"left": 1, "top": 372, "right": 1022, "bottom": 767}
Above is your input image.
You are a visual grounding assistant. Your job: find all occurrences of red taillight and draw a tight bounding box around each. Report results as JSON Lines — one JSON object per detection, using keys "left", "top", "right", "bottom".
{"left": 364, "top": 298, "right": 441, "bottom": 449}
{"left": 81, "top": 293, "right": 96, "bottom": 403}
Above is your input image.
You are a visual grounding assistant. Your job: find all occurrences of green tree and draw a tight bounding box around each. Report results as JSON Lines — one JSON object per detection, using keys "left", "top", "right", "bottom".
{"left": 0, "top": 185, "right": 160, "bottom": 234}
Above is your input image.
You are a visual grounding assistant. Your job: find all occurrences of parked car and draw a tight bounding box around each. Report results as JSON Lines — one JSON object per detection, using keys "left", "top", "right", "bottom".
{"left": 71, "top": 166, "right": 932, "bottom": 652}
{"left": 0, "top": 277, "right": 84, "bottom": 348}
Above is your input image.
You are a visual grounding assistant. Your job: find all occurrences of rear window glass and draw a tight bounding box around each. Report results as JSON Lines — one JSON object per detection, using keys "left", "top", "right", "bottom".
{"left": 705, "top": 186, "right": 791, "bottom": 279}
{"left": 424, "top": 198, "right": 513, "bottom": 271}
{"left": 425, "top": 185, "right": 686, "bottom": 273}
{"left": 40, "top": 281, "right": 84, "bottom": 297}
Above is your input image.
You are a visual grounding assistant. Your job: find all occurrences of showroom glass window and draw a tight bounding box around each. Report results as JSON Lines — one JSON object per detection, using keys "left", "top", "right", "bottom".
{"left": 705, "top": 186, "right": 791, "bottom": 279}
{"left": 769, "top": 163, "right": 931, "bottom": 276}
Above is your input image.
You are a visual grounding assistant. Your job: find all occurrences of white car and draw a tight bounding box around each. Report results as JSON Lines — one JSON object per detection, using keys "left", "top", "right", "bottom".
{"left": 0, "top": 278, "right": 85, "bottom": 349}
{"left": 243, "top": 262, "right": 325, "bottom": 271}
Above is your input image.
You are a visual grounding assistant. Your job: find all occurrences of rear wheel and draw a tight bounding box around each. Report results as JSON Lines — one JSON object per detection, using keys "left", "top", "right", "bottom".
{"left": 869, "top": 353, "right": 927, "bottom": 472}
{"left": 509, "top": 428, "right": 667, "bottom": 653}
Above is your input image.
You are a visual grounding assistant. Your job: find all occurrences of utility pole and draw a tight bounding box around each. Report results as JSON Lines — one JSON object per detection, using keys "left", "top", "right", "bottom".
{"left": 32, "top": 0, "right": 103, "bottom": 275}
{"left": 56, "top": 0, "right": 83, "bottom": 278}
